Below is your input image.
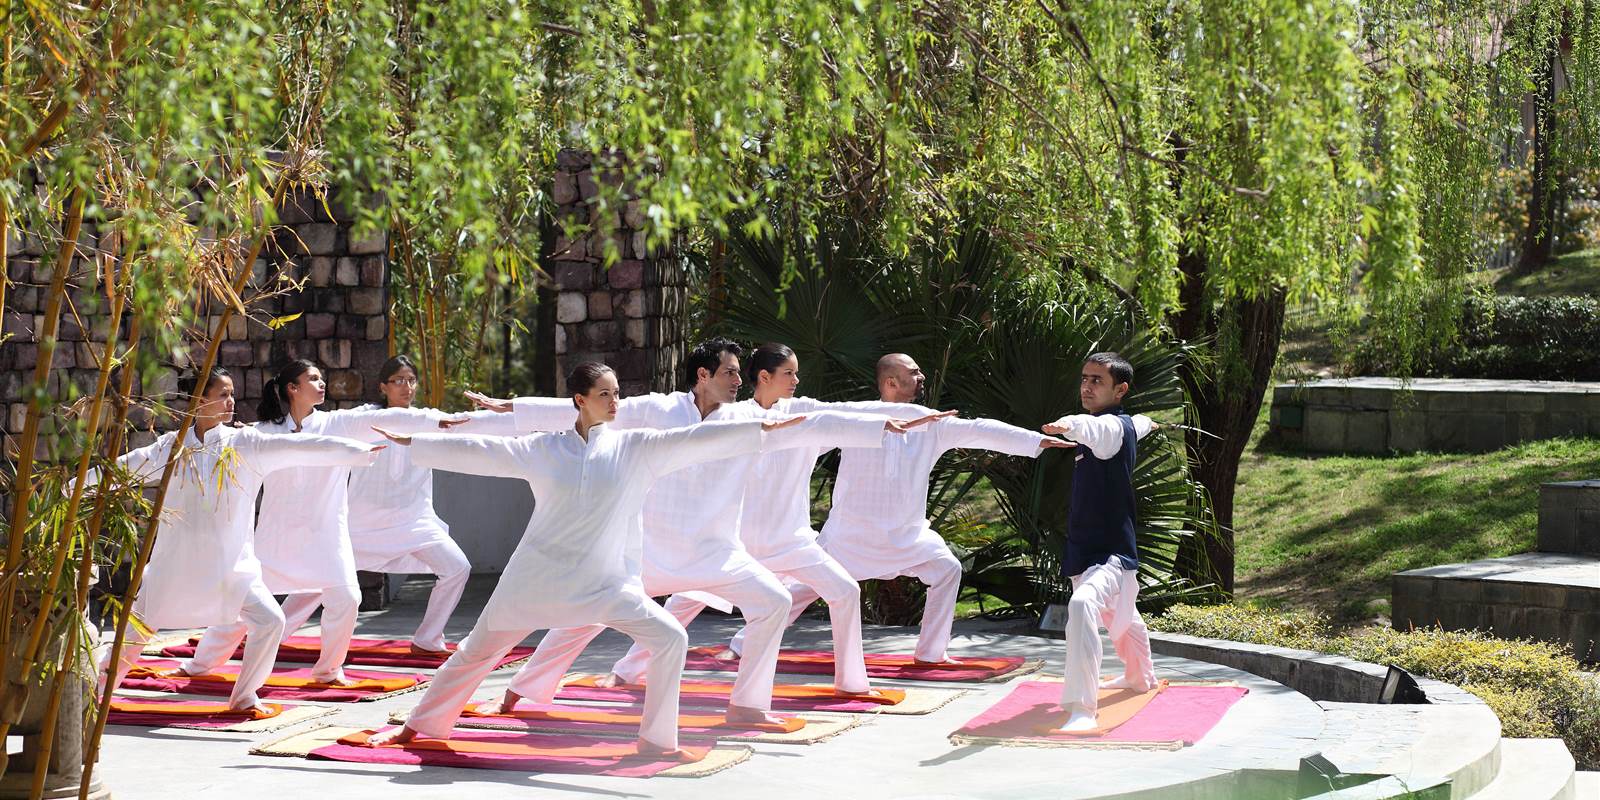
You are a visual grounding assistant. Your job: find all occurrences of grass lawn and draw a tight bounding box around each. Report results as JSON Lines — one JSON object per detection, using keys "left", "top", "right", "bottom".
{"left": 1234, "top": 424, "right": 1600, "bottom": 625}
{"left": 1490, "top": 247, "right": 1600, "bottom": 297}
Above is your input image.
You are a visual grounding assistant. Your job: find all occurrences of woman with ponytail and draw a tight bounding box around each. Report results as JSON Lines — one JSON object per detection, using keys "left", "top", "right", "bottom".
{"left": 181, "top": 359, "right": 485, "bottom": 686}
{"left": 88, "top": 367, "right": 381, "bottom": 713}
{"left": 283, "top": 355, "right": 516, "bottom": 655}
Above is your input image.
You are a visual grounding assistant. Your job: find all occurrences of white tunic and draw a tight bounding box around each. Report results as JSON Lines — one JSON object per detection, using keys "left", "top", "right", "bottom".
{"left": 820, "top": 414, "right": 1052, "bottom": 579}
{"left": 406, "top": 420, "right": 768, "bottom": 631}
{"left": 733, "top": 397, "right": 925, "bottom": 572}
{"left": 346, "top": 408, "right": 523, "bottom": 573}
{"left": 510, "top": 394, "right": 888, "bottom": 593}
{"left": 96, "top": 425, "right": 374, "bottom": 628}
{"left": 252, "top": 407, "right": 457, "bottom": 593}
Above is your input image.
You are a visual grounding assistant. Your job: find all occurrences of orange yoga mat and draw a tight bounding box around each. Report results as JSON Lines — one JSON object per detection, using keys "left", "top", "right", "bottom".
{"left": 110, "top": 698, "right": 282, "bottom": 720}
{"left": 564, "top": 675, "right": 906, "bottom": 705}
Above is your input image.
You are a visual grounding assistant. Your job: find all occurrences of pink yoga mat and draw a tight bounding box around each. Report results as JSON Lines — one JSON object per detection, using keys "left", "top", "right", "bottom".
{"left": 307, "top": 728, "right": 709, "bottom": 777}
{"left": 123, "top": 658, "right": 426, "bottom": 702}
{"left": 456, "top": 702, "right": 785, "bottom": 739}
{"left": 160, "top": 636, "right": 535, "bottom": 669}
{"left": 685, "top": 646, "right": 1029, "bottom": 682}
{"left": 952, "top": 681, "right": 1248, "bottom": 745}
{"left": 555, "top": 683, "right": 895, "bottom": 714}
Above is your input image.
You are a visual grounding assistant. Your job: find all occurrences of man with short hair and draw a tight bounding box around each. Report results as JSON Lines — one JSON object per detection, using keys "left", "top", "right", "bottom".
{"left": 734, "top": 352, "right": 1146, "bottom": 665}
{"left": 1043, "top": 351, "right": 1158, "bottom": 733}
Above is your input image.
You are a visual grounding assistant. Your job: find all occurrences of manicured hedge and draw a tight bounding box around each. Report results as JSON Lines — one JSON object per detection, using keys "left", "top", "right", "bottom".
{"left": 1352, "top": 295, "right": 1600, "bottom": 380}
{"left": 1152, "top": 603, "right": 1600, "bottom": 768}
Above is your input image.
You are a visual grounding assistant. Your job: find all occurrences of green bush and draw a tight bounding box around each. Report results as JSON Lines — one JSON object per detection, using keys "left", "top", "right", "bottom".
{"left": 1351, "top": 295, "right": 1600, "bottom": 380}
{"left": 1151, "top": 604, "right": 1600, "bottom": 768}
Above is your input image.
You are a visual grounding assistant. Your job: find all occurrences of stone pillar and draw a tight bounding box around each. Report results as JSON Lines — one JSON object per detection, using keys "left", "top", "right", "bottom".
{"left": 547, "top": 149, "right": 686, "bottom": 398}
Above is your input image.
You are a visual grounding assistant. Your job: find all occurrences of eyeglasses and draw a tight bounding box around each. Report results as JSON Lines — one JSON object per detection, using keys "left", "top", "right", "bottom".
{"left": 385, "top": 377, "right": 419, "bottom": 387}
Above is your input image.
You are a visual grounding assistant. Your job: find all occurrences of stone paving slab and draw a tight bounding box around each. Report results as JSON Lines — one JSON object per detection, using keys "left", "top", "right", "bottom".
{"left": 84, "top": 577, "right": 1474, "bottom": 800}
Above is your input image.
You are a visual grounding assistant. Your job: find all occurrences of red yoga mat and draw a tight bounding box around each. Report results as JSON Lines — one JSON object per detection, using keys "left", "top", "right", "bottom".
{"left": 457, "top": 702, "right": 805, "bottom": 739}
{"left": 308, "top": 728, "right": 712, "bottom": 777}
{"left": 556, "top": 676, "right": 905, "bottom": 714}
{"left": 686, "top": 645, "right": 1029, "bottom": 681}
{"left": 951, "top": 680, "right": 1248, "bottom": 746}
{"left": 161, "top": 635, "right": 535, "bottom": 669}
{"left": 123, "top": 658, "right": 425, "bottom": 702}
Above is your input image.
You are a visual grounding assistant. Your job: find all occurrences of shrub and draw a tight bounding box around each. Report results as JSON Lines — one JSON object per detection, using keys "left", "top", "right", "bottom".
{"left": 1151, "top": 604, "right": 1600, "bottom": 768}
{"left": 1350, "top": 295, "right": 1600, "bottom": 380}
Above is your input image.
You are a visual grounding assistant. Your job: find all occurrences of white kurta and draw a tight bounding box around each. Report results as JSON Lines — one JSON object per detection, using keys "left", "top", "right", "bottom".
{"left": 406, "top": 419, "right": 768, "bottom": 632}
{"left": 510, "top": 394, "right": 888, "bottom": 596}
{"left": 820, "top": 415, "right": 1052, "bottom": 580}
{"left": 252, "top": 407, "right": 457, "bottom": 594}
{"left": 346, "top": 407, "right": 523, "bottom": 573}
{"left": 733, "top": 396, "right": 924, "bottom": 572}
{"left": 96, "top": 425, "right": 375, "bottom": 628}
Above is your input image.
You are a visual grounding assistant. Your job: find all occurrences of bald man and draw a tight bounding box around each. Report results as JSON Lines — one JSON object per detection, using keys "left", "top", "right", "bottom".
{"left": 733, "top": 353, "right": 1136, "bottom": 663}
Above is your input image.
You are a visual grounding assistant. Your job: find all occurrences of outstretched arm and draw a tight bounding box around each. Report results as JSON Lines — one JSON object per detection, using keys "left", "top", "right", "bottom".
{"left": 1042, "top": 413, "right": 1157, "bottom": 459}
{"left": 242, "top": 430, "right": 383, "bottom": 474}
{"left": 380, "top": 429, "right": 538, "bottom": 479}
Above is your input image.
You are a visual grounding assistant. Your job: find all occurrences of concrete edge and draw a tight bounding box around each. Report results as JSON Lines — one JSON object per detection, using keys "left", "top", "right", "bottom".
{"left": 1147, "top": 631, "right": 1484, "bottom": 706}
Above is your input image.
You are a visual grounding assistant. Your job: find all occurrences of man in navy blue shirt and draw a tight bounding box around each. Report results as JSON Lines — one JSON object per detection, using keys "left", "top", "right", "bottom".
{"left": 1042, "top": 352, "right": 1158, "bottom": 733}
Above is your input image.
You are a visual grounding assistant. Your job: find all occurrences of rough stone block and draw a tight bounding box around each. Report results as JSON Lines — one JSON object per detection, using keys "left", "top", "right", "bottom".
{"left": 625, "top": 319, "right": 647, "bottom": 349}
{"left": 313, "top": 336, "right": 348, "bottom": 366}
{"left": 219, "top": 340, "right": 253, "bottom": 367}
{"left": 0, "top": 372, "right": 20, "bottom": 402}
{"left": 360, "top": 256, "right": 384, "bottom": 287}
{"left": 349, "top": 288, "right": 385, "bottom": 315}
{"left": 366, "top": 316, "right": 386, "bottom": 341}
{"left": 3, "top": 311, "right": 31, "bottom": 340}
{"left": 632, "top": 232, "right": 647, "bottom": 260}
{"left": 327, "top": 369, "right": 362, "bottom": 400}
{"left": 608, "top": 260, "right": 644, "bottom": 290}
{"left": 552, "top": 262, "right": 593, "bottom": 291}
{"left": 305, "top": 313, "right": 336, "bottom": 339}
{"left": 315, "top": 291, "right": 345, "bottom": 314}
{"left": 588, "top": 291, "right": 613, "bottom": 320}
{"left": 577, "top": 169, "right": 599, "bottom": 200}
{"left": 226, "top": 314, "right": 248, "bottom": 341}
{"left": 296, "top": 223, "right": 339, "bottom": 256}
{"left": 353, "top": 341, "right": 387, "bottom": 373}
{"left": 556, "top": 149, "right": 590, "bottom": 170}
{"left": 349, "top": 230, "right": 386, "bottom": 256}
{"left": 553, "top": 234, "right": 586, "bottom": 261}
{"left": 554, "top": 324, "right": 568, "bottom": 355}
{"left": 309, "top": 257, "right": 335, "bottom": 287}
{"left": 623, "top": 200, "right": 645, "bottom": 229}
{"left": 552, "top": 172, "right": 579, "bottom": 205}
{"left": 336, "top": 257, "right": 360, "bottom": 286}
{"left": 8, "top": 403, "right": 27, "bottom": 433}
{"left": 1302, "top": 408, "right": 1346, "bottom": 452}
{"left": 583, "top": 321, "right": 622, "bottom": 351}
{"left": 337, "top": 315, "right": 364, "bottom": 341}
{"left": 556, "top": 292, "right": 588, "bottom": 324}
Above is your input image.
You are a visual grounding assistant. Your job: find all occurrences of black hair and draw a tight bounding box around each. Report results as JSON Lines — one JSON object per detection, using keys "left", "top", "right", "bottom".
{"left": 567, "top": 361, "right": 616, "bottom": 409}
{"left": 1085, "top": 352, "right": 1134, "bottom": 389}
{"left": 744, "top": 342, "right": 796, "bottom": 386}
{"left": 177, "top": 366, "right": 232, "bottom": 398}
{"left": 683, "top": 337, "right": 743, "bottom": 389}
{"left": 376, "top": 355, "right": 418, "bottom": 407}
{"left": 258, "top": 358, "right": 318, "bottom": 424}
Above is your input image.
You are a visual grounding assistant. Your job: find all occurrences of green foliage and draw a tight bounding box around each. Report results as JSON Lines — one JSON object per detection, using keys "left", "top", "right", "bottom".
{"left": 1151, "top": 604, "right": 1600, "bottom": 767}
{"left": 712, "top": 214, "right": 1220, "bottom": 612}
{"left": 1351, "top": 295, "right": 1600, "bottom": 380}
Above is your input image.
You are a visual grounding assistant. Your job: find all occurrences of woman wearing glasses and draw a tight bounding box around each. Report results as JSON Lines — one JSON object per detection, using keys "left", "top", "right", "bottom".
{"left": 278, "top": 355, "right": 517, "bottom": 655}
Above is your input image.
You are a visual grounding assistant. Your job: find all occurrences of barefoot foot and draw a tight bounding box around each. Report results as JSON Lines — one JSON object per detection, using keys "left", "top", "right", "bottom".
{"left": 710, "top": 647, "right": 740, "bottom": 662}
{"left": 365, "top": 726, "right": 420, "bottom": 747}
{"left": 635, "top": 739, "right": 689, "bottom": 760}
{"left": 1098, "top": 675, "right": 1153, "bottom": 692}
{"left": 725, "top": 704, "right": 786, "bottom": 726}
{"left": 227, "top": 702, "right": 275, "bottom": 718}
{"left": 594, "top": 672, "right": 627, "bottom": 688}
{"left": 409, "top": 643, "right": 450, "bottom": 656}
{"left": 912, "top": 656, "right": 962, "bottom": 667}
{"left": 1056, "top": 708, "right": 1099, "bottom": 733}
{"left": 835, "top": 687, "right": 887, "bottom": 699}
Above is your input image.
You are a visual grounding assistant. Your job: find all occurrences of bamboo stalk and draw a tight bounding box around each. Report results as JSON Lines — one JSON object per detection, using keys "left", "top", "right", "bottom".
{"left": 0, "top": 189, "right": 88, "bottom": 712}
{"left": 78, "top": 176, "right": 288, "bottom": 800}
{"left": 1, "top": 202, "right": 10, "bottom": 325}
{"left": 25, "top": 240, "right": 130, "bottom": 800}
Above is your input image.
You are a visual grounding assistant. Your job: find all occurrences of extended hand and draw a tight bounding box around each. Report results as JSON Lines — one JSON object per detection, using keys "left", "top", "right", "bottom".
{"left": 371, "top": 427, "right": 413, "bottom": 446}
{"left": 1041, "top": 422, "right": 1070, "bottom": 435}
{"left": 364, "top": 444, "right": 388, "bottom": 464}
{"left": 1040, "top": 438, "right": 1076, "bottom": 449}
{"left": 437, "top": 416, "right": 472, "bottom": 429}
{"left": 894, "top": 409, "right": 958, "bottom": 432}
{"left": 464, "top": 390, "right": 512, "bottom": 413}
{"left": 761, "top": 415, "right": 807, "bottom": 432}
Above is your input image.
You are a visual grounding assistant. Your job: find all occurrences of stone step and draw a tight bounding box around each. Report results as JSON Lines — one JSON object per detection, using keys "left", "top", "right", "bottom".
{"left": 1467, "top": 738, "right": 1575, "bottom": 800}
{"left": 1572, "top": 771, "right": 1599, "bottom": 798}
{"left": 1391, "top": 552, "right": 1600, "bottom": 662}
{"left": 1540, "top": 480, "right": 1600, "bottom": 556}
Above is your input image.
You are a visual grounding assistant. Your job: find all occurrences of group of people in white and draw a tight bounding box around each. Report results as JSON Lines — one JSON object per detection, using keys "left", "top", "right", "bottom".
{"left": 93, "top": 336, "right": 1160, "bottom": 755}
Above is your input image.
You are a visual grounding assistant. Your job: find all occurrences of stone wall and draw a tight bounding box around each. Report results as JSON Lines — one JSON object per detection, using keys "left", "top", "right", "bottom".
{"left": 1, "top": 180, "right": 388, "bottom": 439}
{"left": 1269, "top": 377, "right": 1600, "bottom": 454}
{"left": 546, "top": 149, "right": 687, "bottom": 397}
{"left": 1538, "top": 480, "right": 1600, "bottom": 556}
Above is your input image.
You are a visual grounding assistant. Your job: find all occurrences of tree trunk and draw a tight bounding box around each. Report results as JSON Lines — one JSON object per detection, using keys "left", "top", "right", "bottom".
{"left": 1170, "top": 246, "right": 1288, "bottom": 595}
{"left": 1516, "top": 37, "right": 1562, "bottom": 274}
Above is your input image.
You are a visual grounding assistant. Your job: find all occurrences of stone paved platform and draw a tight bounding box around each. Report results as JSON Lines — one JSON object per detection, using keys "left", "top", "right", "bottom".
{"left": 84, "top": 577, "right": 1493, "bottom": 800}
{"left": 1393, "top": 552, "right": 1600, "bottom": 662}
